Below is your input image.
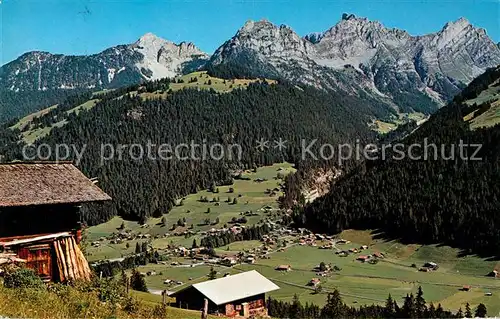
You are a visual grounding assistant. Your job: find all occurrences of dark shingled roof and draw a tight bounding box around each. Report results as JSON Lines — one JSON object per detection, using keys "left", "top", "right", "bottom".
{"left": 0, "top": 163, "right": 111, "bottom": 207}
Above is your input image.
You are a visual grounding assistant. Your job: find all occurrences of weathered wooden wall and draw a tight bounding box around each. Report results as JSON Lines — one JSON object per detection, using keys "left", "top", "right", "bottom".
{"left": 17, "top": 244, "right": 53, "bottom": 281}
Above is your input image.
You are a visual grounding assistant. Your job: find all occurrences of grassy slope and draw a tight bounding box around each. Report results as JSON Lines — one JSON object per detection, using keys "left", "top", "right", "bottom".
{"left": 253, "top": 231, "right": 500, "bottom": 314}
{"left": 84, "top": 163, "right": 295, "bottom": 261}
{"left": 84, "top": 160, "right": 500, "bottom": 315}
{"left": 0, "top": 285, "right": 212, "bottom": 319}
{"left": 11, "top": 104, "right": 58, "bottom": 131}
{"left": 370, "top": 112, "right": 427, "bottom": 134}
{"left": 12, "top": 99, "right": 100, "bottom": 144}
{"left": 463, "top": 79, "right": 500, "bottom": 129}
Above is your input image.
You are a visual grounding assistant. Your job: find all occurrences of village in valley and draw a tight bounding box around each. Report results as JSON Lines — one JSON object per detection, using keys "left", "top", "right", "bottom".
{"left": 80, "top": 163, "right": 500, "bottom": 316}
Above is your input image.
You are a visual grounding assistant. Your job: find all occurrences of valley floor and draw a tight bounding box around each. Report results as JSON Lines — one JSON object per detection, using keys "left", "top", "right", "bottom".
{"left": 127, "top": 230, "right": 500, "bottom": 315}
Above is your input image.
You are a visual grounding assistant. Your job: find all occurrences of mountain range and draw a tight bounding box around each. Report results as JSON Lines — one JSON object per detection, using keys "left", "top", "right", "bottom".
{"left": 1, "top": 14, "right": 499, "bottom": 122}
{"left": 0, "top": 33, "right": 208, "bottom": 92}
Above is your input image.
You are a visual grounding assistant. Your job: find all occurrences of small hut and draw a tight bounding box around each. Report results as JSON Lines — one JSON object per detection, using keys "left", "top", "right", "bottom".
{"left": 275, "top": 264, "right": 291, "bottom": 271}
{"left": 308, "top": 278, "right": 321, "bottom": 287}
{"left": 171, "top": 270, "right": 279, "bottom": 317}
{"left": 0, "top": 162, "right": 111, "bottom": 282}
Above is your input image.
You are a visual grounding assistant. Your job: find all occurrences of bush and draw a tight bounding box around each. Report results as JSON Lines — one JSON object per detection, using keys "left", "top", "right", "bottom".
{"left": 93, "top": 277, "right": 125, "bottom": 303}
{"left": 130, "top": 269, "right": 148, "bottom": 292}
{"left": 123, "top": 296, "right": 140, "bottom": 314}
{"left": 3, "top": 268, "right": 45, "bottom": 290}
{"left": 152, "top": 304, "right": 167, "bottom": 317}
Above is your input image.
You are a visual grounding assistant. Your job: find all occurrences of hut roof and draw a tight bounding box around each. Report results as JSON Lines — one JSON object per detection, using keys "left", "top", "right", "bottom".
{"left": 171, "top": 270, "right": 279, "bottom": 305}
{"left": 0, "top": 163, "right": 111, "bottom": 207}
{"left": 276, "top": 264, "right": 291, "bottom": 269}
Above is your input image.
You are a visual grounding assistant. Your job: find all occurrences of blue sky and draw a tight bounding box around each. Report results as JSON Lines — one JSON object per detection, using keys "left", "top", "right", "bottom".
{"left": 1, "top": 0, "right": 499, "bottom": 65}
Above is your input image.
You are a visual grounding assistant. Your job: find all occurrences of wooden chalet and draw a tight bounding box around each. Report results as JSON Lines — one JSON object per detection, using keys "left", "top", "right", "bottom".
{"left": 170, "top": 270, "right": 279, "bottom": 317}
{"left": 308, "top": 278, "right": 321, "bottom": 287}
{"left": 275, "top": 264, "right": 291, "bottom": 271}
{"left": 356, "top": 255, "right": 370, "bottom": 262}
{"left": 0, "top": 162, "right": 111, "bottom": 282}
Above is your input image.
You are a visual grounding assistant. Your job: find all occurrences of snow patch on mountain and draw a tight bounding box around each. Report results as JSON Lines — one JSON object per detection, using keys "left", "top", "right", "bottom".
{"left": 107, "top": 68, "right": 116, "bottom": 83}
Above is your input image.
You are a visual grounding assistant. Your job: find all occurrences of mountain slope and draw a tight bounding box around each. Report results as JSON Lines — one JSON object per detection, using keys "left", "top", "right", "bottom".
{"left": 0, "top": 33, "right": 208, "bottom": 92}
{"left": 293, "top": 66, "right": 500, "bottom": 254}
{"left": 208, "top": 15, "right": 500, "bottom": 112}
{"left": 0, "top": 33, "right": 208, "bottom": 122}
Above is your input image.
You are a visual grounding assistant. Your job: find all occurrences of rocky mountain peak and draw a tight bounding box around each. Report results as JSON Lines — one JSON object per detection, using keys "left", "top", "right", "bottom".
{"left": 341, "top": 13, "right": 357, "bottom": 21}
{"left": 209, "top": 14, "right": 500, "bottom": 110}
{"left": 434, "top": 17, "right": 475, "bottom": 48}
{"left": 225, "top": 19, "right": 312, "bottom": 58}
{"left": 1, "top": 32, "right": 209, "bottom": 93}
{"left": 138, "top": 32, "right": 165, "bottom": 42}
{"left": 133, "top": 33, "right": 206, "bottom": 56}
{"left": 442, "top": 17, "right": 471, "bottom": 31}
{"left": 305, "top": 14, "right": 408, "bottom": 48}
{"left": 134, "top": 32, "right": 173, "bottom": 50}
{"left": 236, "top": 19, "right": 298, "bottom": 40}
{"left": 238, "top": 19, "right": 275, "bottom": 35}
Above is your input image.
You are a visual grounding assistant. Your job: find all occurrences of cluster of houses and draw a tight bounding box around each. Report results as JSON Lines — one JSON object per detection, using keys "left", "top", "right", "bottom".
{"left": 354, "top": 251, "right": 385, "bottom": 263}
{"left": 333, "top": 242, "right": 385, "bottom": 262}
{"left": 298, "top": 233, "right": 335, "bottom": 247}
{"left": 312, "top": 263, "right": 341, "bottom": 277}
{"left": 90, "top": 230, "right": 155, "bottom": 247}
{"left": 163, "top": 278, "right": 184, "bottom": 286}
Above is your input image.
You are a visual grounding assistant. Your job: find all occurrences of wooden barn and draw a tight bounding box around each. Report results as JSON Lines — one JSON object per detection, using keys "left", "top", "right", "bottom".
{"left": 0, "top": 162, "right": 111, "bottom": 282}
{"left": 170, "top": 270, "right": 279, "bottom": 317}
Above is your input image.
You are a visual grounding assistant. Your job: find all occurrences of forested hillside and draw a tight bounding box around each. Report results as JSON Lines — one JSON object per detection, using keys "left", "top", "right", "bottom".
{"left": 1, "top": 79, "right": 382, "bottom": 225}
{"left": 293, "top": 66, "right": 500, "bottom": 254}
{"left": 0, "top": 89, "right": 89, "bottom": 123}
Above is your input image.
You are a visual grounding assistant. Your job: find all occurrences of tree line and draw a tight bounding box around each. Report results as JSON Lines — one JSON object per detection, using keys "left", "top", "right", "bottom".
{"left": 200, "top": 224, "right": 270, "bottom": 249}
{"left": 267, "top": 286, "right": 487, "bottom": 318}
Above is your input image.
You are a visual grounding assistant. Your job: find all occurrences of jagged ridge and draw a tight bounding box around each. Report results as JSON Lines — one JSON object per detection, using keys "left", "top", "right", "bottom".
{"left": 208, "top": 14, "right": 500, "bottom": 110}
